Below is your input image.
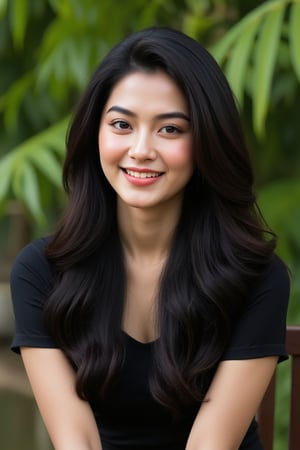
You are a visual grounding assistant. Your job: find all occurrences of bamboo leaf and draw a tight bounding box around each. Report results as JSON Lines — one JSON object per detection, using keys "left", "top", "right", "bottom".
{"left": 0, "top": 72, "right": 33, "bottom": 130}
{"left": 29, "top": 148, "right": 62, "bottom": 188}
{"left": 19, "top": 161, "right": 44, "bottom": 221}
{"left": 0, "top": 153, "right": 15, "bottom": 199}
{"left": 0, "top": 117, "right": 68, "bottom": 213}
{"left": 210, "top": 0, "right": 288, "bottom": 64}
{"left": 9, "top": 116, "right": 69, "bottom": 158}
{"left": 289, "top": 1, "right": 300, "bottom": 81}
{"left": 211, "top": 20, "right": 248, "bottom": 63}
{"left": 139, "top": 0, "right": 166, "bottom": 29}
{"left": 258, "top": 179, "right": 300, "bottom": 224}
{"left": 65, "top": 38, "right": 90, "bottom": 88}
{"left": 9, "top": 0, "right": 29, "bottom": 49}
{"left": 258, "top": 178, "right": 300, "bottom": 262}
{"left": 225, "top": 18, "right": 260, "bottom": 106}
{"left": 286, "top": 210, "right": 300, "bottom": 248}
{"left": 11, "top": 157, "right": 24, "bottom": 199}
{"left": 0, "top": 0, "right": 8, "bottom": 18}
{"left": 37, "top": 27, "right": 85, "bottom": 88}
{"left": 48, "top": 0, "right": 72, "bottom": 18}
{"left": 252, "top": 4, "right": 285, "bottom": 137}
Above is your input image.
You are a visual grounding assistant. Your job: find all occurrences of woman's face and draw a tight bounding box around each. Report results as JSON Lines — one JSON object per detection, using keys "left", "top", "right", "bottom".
{"left": 98, "top": 70, "right": 194, "bottom": 211}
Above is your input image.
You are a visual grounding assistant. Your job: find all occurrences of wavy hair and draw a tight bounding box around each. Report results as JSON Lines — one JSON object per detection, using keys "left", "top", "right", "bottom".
{"left": 44, "top": 27, "right": 275, "bottom": 414}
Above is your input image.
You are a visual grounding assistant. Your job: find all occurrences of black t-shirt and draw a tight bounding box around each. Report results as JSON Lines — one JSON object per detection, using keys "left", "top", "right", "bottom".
{"left": 10, "top": 237, "right": 290, "bottom": 450}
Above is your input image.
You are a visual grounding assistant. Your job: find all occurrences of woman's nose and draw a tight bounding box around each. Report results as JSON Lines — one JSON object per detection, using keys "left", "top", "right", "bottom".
{"left": 127, "top": 132, "right": 157, "bottom": 160}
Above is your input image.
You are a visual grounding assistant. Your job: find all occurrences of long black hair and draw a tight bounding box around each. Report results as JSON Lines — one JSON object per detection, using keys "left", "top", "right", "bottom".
{"left": 44, "top": 27, "right": 275, "bottom": 414}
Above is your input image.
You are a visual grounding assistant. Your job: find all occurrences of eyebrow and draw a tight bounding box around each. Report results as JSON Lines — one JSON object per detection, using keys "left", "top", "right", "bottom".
{"left": 106, "top": 105, "right": 190, "bottom": 122}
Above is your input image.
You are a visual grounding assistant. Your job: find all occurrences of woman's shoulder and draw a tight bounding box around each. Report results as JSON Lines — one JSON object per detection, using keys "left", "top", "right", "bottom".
{"left": 222, "top": 254, "right": 290, "bottom": 362}
{"left": 13, "top": 235, "right": 50, "bottom": 261}
{"left": 252, "top": 253, "right": 290, "bottom": 301}
{"left": 242, "top": 253, "right": 290, "bottom": 335}
{"left": 10, "top": 236, "right": 53, "bottom": 287}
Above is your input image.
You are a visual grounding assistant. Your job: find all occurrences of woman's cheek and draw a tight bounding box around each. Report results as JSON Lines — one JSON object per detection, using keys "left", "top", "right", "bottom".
{"left": 164, "top": 140, "right": 193, "bottom": 169}
{"left": 99, "top": 131, "right": 124, "bottom": 162}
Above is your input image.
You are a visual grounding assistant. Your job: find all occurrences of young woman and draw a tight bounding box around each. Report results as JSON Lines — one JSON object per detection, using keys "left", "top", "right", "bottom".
{"left": 10, "top": 27, "right": 290, "bottom": 450}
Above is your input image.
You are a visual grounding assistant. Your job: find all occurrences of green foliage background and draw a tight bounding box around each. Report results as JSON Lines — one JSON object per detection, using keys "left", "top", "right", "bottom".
{"left": 0, "top": 1, "right": 299, "bottom": 449}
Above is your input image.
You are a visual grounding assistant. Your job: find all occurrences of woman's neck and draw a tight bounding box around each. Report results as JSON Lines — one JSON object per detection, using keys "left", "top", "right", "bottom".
{"left": 117, "top": 198, "right": 182, "bottom": 264}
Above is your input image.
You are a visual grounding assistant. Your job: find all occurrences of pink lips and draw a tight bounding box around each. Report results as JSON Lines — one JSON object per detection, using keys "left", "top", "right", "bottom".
{"left": 122, "top": 167, "right": 163, "bottom": 186}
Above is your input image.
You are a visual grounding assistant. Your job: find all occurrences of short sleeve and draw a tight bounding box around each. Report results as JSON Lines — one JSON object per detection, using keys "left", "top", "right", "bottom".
{"left": 10, "top": 237, "right": 57, "bottom": 353}
{"left": 222, "top": 255, "right": 290, "bottom": 363}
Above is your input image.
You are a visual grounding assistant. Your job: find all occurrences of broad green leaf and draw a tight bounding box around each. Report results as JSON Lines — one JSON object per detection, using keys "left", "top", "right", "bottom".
{"left": 29, "top": 148, "right": 62, "bottom": 188}
{"left": 9, "top": 0, "right": 29, "bottom": 49}
{"left": 225, "top": 18, "right": 260, "bottom": 106}
{"left": 289, "top": 1, "right": 300, "bottom": 81}
{"left": 252, "top": 4, "right": 285, "bottom": 137}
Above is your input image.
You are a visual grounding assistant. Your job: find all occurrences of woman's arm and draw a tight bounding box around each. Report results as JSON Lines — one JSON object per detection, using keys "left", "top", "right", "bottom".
{"left": 186, "top": 356, "right": 277, "bottom": 450}
{"left": 21, "top": 347, "right": 103, "bottom": 450}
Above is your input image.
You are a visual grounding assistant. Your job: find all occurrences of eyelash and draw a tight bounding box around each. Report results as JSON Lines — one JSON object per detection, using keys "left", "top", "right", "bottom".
{"left": 110, "top": 121, "right": 183, "bottom": 134}
{"left": 111, "top": 120, "right": 131, "bottom": 130}
{"left": 160, "top": 125, "right": 182, "bottom": 134}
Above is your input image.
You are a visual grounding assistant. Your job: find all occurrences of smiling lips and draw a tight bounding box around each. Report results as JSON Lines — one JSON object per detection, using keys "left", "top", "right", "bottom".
{"left": 122, "top": 167, "right": 163, "bottom": 186}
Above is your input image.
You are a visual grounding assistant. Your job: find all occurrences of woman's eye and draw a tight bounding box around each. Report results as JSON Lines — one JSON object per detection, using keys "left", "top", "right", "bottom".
{"left": 111, "top": 120, "right": 131, "bottom": 130}
{"left": 160, "top": 125, "right": 181, "bottom": 134}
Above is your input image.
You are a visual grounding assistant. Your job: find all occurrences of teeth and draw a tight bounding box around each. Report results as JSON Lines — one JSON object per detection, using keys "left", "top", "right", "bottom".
{"left": 126, "top": 169, "right": 161, "bottom": 178}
